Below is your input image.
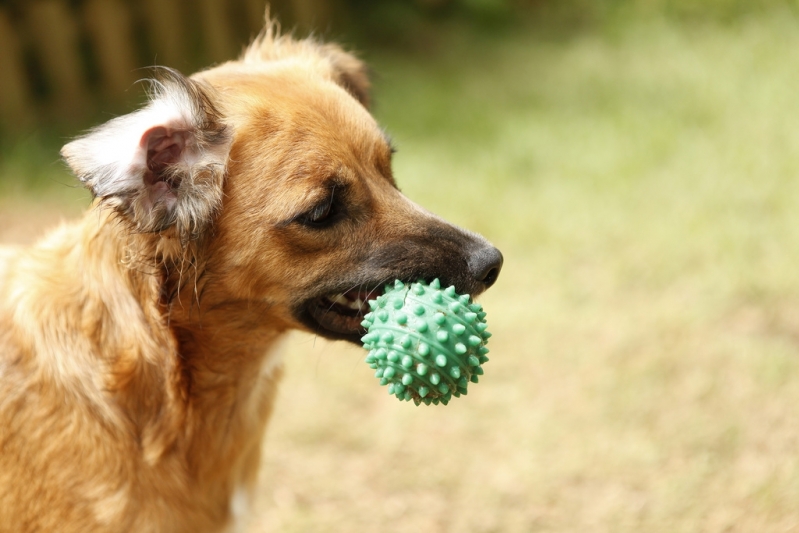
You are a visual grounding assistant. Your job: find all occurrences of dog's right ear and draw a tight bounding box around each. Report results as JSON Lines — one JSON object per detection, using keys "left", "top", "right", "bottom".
{"left": 61, "top": 69, "right": 231, "bottom": 243}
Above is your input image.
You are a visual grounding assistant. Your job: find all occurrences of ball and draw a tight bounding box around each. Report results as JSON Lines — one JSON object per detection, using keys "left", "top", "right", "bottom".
{"left": 360, "top": 278, "right": 491, "bottom": 406}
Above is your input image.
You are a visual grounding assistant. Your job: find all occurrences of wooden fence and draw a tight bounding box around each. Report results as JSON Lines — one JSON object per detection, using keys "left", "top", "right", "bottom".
{"left": 0, "top": 0, "right": 337, "bottom": 130}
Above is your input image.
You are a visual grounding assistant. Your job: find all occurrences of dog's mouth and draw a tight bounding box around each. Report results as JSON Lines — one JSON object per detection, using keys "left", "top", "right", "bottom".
{"left": 305, "top": 285, "right": 385, "bottom": 341}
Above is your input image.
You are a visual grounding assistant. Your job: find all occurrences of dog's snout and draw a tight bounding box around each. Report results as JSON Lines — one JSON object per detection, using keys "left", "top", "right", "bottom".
{"left": 469, "top": 246, "right": 503, "bottom": 290}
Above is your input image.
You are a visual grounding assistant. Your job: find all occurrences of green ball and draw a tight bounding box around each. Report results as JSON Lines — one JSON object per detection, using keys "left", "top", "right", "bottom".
{"left": 360, "top": 279, "right": 491, "bottom": 406}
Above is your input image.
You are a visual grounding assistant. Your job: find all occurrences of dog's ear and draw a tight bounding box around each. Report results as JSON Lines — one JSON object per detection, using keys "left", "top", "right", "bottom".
{"left": 61, "top": 69, "right": 231, "bottom": 242}
{"left": 242, "top": 17, "right": 372, "bottom": 109}
{"left": 318, "top": 44, "right": 372, "bottom": 109}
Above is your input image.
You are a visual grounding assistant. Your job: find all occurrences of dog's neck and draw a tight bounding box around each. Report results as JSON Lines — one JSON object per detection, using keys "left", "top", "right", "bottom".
{"left": 81, "top": 209, "right": 284, "bottom": 478}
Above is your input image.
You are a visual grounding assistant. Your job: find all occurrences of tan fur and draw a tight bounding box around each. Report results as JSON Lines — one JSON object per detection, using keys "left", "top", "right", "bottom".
{"left": 0, "top": 18, "right": 501, "bottom": 533}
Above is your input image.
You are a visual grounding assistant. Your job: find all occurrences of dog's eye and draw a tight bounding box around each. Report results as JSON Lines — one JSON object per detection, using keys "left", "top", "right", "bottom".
{"left": 302, "top": 196, "right": 337, "bottom": 227}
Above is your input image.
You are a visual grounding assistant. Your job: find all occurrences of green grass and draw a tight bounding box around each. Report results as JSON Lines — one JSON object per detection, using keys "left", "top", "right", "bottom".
{"left": 0, "top": 134, "right": 89, "bottom": 202}
{"left": 5, "top": 12, "right": 799, "bottom": 532}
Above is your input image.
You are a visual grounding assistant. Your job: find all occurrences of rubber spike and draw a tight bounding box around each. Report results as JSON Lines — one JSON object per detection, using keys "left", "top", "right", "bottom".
{"left": 400, "top": 335, "right": 412, "bottom": 349}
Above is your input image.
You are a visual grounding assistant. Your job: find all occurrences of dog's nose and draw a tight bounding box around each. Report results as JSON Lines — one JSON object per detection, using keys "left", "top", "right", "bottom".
{"left": 469, "top": 246, "right": 503, "bottom": 290}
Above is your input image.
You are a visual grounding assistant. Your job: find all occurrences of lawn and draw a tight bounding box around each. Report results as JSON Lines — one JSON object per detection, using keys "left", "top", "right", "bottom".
{"left": 3, "top": 11, "right": 799, "bottom": 532}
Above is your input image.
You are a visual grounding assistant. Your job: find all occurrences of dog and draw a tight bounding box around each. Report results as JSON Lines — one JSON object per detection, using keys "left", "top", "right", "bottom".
{"left": 0, "top": 19, "right": 502, "bottom": 533}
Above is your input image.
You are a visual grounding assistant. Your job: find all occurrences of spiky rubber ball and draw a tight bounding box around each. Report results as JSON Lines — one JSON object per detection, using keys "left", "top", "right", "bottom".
{"left": 360, "top": 279, "right": 490, "bottom": 406}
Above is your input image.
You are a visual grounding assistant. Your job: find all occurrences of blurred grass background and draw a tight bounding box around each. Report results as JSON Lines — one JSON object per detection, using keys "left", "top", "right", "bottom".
{"left": 3, "top": 1, "right": 799, "bottom": 532}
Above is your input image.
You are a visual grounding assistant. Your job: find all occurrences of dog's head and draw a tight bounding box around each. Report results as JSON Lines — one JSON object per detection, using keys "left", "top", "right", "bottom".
{"left": 61, "top": 23, "right": 502, "bottom": 344}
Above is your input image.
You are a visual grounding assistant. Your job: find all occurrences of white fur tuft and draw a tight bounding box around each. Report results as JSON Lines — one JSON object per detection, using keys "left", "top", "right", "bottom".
{"left": 61, "top": 70, "right": 231, "bottom": 244}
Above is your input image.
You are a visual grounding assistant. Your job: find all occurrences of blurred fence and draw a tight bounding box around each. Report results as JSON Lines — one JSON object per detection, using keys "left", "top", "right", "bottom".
{"left": 0, "top": 0, "right": 282, "bottom": 130}
{"left": 1, "top": 0, "right": 488, "bottom": 135}
{"left": 1, "top": 0, "right": 796, "bottom": 133}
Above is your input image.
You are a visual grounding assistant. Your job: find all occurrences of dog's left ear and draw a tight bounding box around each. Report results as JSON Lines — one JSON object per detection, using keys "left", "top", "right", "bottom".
{"left": 61, "top": 69, "right": 231, "bottom": 242}
{"left": 242, "top": 17, "right": 372, "bottom": 108}
{"left": 319, "top": 44, "right": 372, "bottom": 109}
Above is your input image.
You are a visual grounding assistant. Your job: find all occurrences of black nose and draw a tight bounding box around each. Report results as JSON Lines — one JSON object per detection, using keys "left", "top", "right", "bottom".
{"left": 469, "top": 246, "right": 503, "bottom": 289}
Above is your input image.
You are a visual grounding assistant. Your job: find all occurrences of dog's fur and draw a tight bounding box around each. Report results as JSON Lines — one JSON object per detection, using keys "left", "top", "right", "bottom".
{"left": 0, "top": 20, "right": 501, "bottom": 533}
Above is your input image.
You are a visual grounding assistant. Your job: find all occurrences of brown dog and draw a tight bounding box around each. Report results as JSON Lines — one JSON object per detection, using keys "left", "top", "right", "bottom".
{"left": 0, "top": 20, "right": 502, "bottom": 533}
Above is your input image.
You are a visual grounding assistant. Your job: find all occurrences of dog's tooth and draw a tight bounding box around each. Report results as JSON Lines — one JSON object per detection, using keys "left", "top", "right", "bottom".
{"left": 348, "top": 298, "right": 364, "bottom": 311}
{"left": 331, "top": 294, "right": 349, "bottom": 306}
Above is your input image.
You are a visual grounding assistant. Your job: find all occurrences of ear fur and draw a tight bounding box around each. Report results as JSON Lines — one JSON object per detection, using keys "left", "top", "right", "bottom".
{"left": 317, "top": 43, "right": 372, "bottom": 109}
{"left": 241, "top": 17, "right": 371, "bottom": 108}
{"left": 61, "top": 69, "right": 231, "bottom": 243}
